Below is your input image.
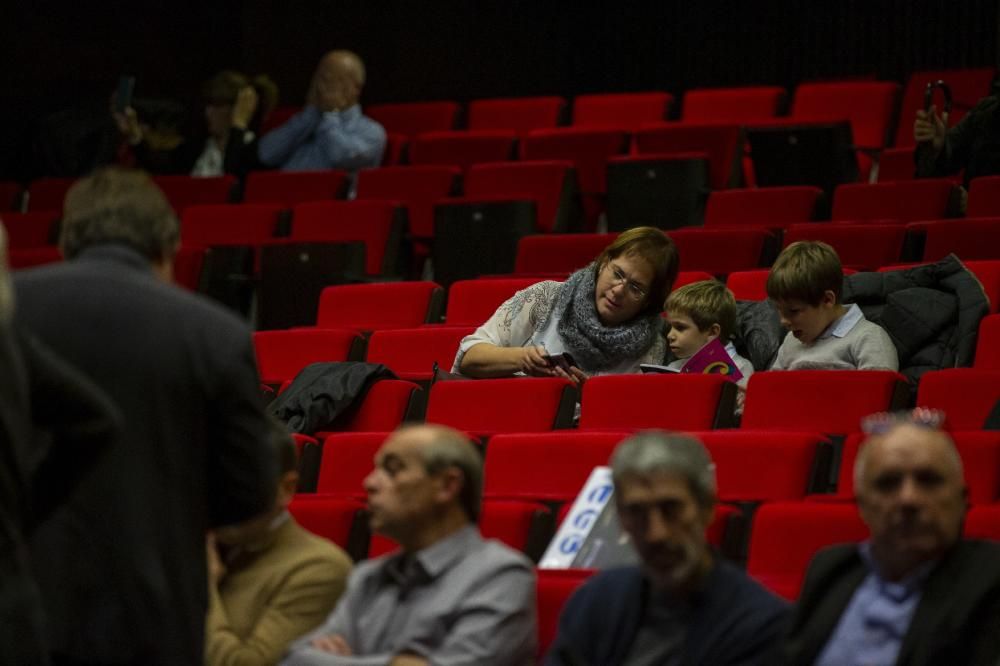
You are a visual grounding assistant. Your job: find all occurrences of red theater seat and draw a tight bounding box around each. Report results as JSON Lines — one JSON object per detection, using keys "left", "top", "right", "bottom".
{"left": 669, "top": 227, "right": 770, "bottom": 274}
{"left": 876, "top": 147, "right": 917, "bottom": 182}
{"left": 180, "top": 203, "right": 284, "bottom": 247}
{"left": 291, "top": 200, "right": 406, "bottom": 276}
{"left": 408, "top": 130, "right": 517, "bottom": 169}
{"left": 152, "top": 174, "right": 235, "bottom": 212}
{"left": 747, "top": 501, "right": 868, "bottom": 599}
{"left": 920, "top": 218, "right": 1000, "bottom": 262}
{"left": 355, "top": 165, "right": 460, "bottom": 240}
{"left": 782, "top": 223, "right": 906, "bottom": 270}
{"left": 976, "top": 315, "right": 1000, "bottom": 369}
{"left": 483, "top": 431, "right": 628, "bottom": 503}
{"left": 572, "top": 92, "right": 672, "bottom": 130}
{"left": 478, "top": 499, "right": 553, "bottom": 553}
{"left": 25, "top": 177, "right": 75, "bottom": 212}
{"left": 633, "top": 123, "right": 743, "bottom": 189}
{"left": 514, "top": 233, "right": 612, "bottom": 275}
{"left": 831, "top": 180, "right": 958, "bottom": 221}
{"left": 366, "top": 101, "right": 460, "bottom": 137}
{"left": 468, "top": 96, "right": 565, "bottom": 133}
{"left": 287, "top": 495, "right": 364, "bottom": 550}
{"left": 244, "top": 170, "right": 348, "bottom": 206}
{"left": 444, "top": 278, "right": 541, "bottom": 326}
{"left": 704, "top": 186, "right": 822, "bottom": 229}
{"left": 521, "top": 128, "right": 630, "bottom": 202}
{"left": 726, "top": 270, "right": 771, "bottom": 301}
{"left": 916, "top": 369, "right": 1000, "bottom": 431}
{"left": 698, "top": 430, "right": 825, "bottom": 502}
{"left": 316, "top": 432, "right": 391, "bottom": 499}
{"left": 967, "top": 176, "right": 1000, "bottom": 217}
{"left": 580, "top": 374, "right": 737, "bottom": 431}
{"left": 965, "top": 504, "right": 1000, "bottom": 541}
{"left": 0, "top": 181, "right": 22, "bottom": 211}
{"left": 463, "top": 161, "right": 579, "bottom": 234}
{"left": 425, "top": 378, "right": 577, "bottom": 436}
{"left": 338, "top": 380, "right": 423, "bottom": 433}
{"left": 1, "top": 211, "right": 58, "bottom": 248}
{"left": 366, "top": 326, "right": 474, "bottom": 382}
{"left": 742, "top": 371, "right": 907, "bottom": 434}
{"left": 253, "top": 329, "right": 365, "bottom": 385}
{"left": 316, "top": 281, "right": 444, "bottom": 330}
{"left": 536, "top": 569, "right": 594, "bottom": 658}
{"left": 681, "top": 86, "right": 786, "bottom": 123}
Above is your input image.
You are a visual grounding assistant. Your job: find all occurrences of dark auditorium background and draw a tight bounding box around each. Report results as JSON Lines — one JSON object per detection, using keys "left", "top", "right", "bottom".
{"left": 1, "top": 0, "right": 996, "bottom": 181}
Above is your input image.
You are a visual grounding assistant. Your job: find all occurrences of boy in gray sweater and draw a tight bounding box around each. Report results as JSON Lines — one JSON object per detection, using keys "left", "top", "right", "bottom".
{"left": 766, "top": 241, "right": 898, "bottom": 371}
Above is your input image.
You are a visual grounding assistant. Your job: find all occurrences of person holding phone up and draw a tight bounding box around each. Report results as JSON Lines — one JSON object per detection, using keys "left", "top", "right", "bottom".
{"left": 915, "top": 77, "right": 1000, "bottom": 199}
{"left": 453, "top": 227, "right": 678, "bottom": 387}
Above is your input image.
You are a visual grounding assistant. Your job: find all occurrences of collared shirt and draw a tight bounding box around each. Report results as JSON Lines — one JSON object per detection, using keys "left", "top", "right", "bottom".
{"left": 819, "top": 303, "right": 864, "bottom": 340}
{"left": 258, "top": 104, "right": 386, "bottom": 172}
{"left": 816, "top": 543, "right": 936, "bottom": 666}
{"left": 282, "top": 525, "right": 536, "bottom": 666}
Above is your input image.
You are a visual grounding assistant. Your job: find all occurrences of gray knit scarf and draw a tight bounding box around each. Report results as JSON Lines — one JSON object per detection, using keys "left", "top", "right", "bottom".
{"left": 537, "top": 263, "right": 662, "bottom": 373}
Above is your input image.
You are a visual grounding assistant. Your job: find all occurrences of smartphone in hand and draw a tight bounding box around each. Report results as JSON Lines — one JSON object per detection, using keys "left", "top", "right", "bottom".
{"left": 114, "top": 75, "right": 136, "bottom": 113}
{"left": 545, "top": 352, "right": 577, "bottom": 373}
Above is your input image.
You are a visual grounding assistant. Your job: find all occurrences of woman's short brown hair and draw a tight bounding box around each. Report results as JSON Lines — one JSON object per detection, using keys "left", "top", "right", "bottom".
{"left": 594, "top": 226, "right": 680, "bottom": 317}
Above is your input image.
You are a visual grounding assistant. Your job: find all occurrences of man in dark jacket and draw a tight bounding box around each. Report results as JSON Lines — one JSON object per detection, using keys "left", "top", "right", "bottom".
{"left": 546, "top": 431, "right": 788, "bottom": 665}
{"left": 781, "top": 414, "right": 1000, "bottom": 665}
{"left": 14, "top": 167, "right": 278, "bottom": 665}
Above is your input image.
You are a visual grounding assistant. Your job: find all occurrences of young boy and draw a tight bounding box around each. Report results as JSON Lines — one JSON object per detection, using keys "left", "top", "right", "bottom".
{"left": 664, "top": 280, "right": 754, "bottom": 405}
{"left": 766, "top": 241, "right": 898, "bottom": 370}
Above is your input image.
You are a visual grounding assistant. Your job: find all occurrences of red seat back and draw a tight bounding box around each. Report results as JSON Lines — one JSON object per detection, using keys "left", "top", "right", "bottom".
{"left": 698, "top": 430, "right": 824, "bottom": 502}
{"left": 180, "top": 203, "right": 284, "bottom": 247}
{"left": 253, "top": 328, "right": 364, "bottom": 384}
{"left": 464, "top": 161, "right": 576, "bottom": 233}
{"left": 894, "top": 67, "right": 996, "bottom": 147}
{"left": 916, "top": 369, "right": 1000, "bottom": 430}
{"left": 291, "top": 200, "right": 404, "bottom": 276}
{"left": 366, "top": 326, "right": 474, "bottom": 381}
{"left": 341, "top": 380, "right": 422, "bottom": 432}
{"left": 580, "top": 374, "right": 735, "bottom": 431}
{"left": 726, "top": 270, "right": 771, "bottom": 301}
{"left": 921, "top": 218, "right": 1000, "bottom": 262}
{"left": 681, "top": 86, "right": 786, "bottom": 123}
{"left": 572, "top": 92, "right": 672, "bottom": 130}
{"left": 705, "top": 186, "right": 822, "bottom": 229}
{"left": 445, "top": 278, "right": 543, "bottom": 326}
{"left": 316, "top": 281, "right": 444, "bottom": 330}
{"left": 287, "top": 495, "right": 364, "bottom": 549}
{"left": 514, "top": 233, "right": 612, "bottom": 275}
{"left": 976, "top": 314, "right": 1000, "bottom": 369}
{"left": 967, "top": 176, "right": 1000, "bottom": 217}
{"left": 25, "top": 177, "right": 76, "bottom": 212}
{"left": 783, "top": 223, "right": 906, "bottom": 270}
{"left": 965, "top": 504, "right": 1000, "bottom": 541}
{"left": 669, "top": 227, "right": 769, "bottom": 274}
{"left": 426, "top": 378, "right": 577, "bottom": 436}
{"left": 634, "top": 123, "right": 743, "bottom": 189}
{"left": 152, "top": 174, "right": 235, "bottom": 212}
{"left": 366, "top": 101, "right": 460, "bottom": 137}
{"left": 831, "top": 180, "right": 957, "bottom": 221}
{"left": 0, "top": 181, "right": 22, "bottom": 211}
{"left": 468, "top": 96, "right": 565, "bottom": 133}
{"left": 408, "top": 130, "right": 517, "bottom": 169}
{"left": 244, "top": 170, "right": 348, "bottom": 206}
{"left": 316, "top": 432, "right": 391, "bottom": 498}
{"left": 1, "top": 211, "right": 58, "bottom": 248}
{"left": 742, "top": 370, "right": 906, "bottom": 434}
{"left": 355, "top": 165, "right": 460, "bottom": 239}
{"left": 536, "top": 569, "right": 594, "bottom": 658}
{"left": 521, "top": 128, "right": 629, "bottom": 195}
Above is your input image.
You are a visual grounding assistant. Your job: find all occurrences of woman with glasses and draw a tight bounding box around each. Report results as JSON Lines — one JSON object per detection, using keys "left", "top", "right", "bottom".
{"left": 453, "top": 226, "right": 679, "bottom": 384}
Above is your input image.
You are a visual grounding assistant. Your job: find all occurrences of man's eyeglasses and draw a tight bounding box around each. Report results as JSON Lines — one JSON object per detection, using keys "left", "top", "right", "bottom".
{"left": 861, "top": 408, "right": 945, "bottom": 435}
{"left": 607, "top": 263, "right": 649, "bottom": 301}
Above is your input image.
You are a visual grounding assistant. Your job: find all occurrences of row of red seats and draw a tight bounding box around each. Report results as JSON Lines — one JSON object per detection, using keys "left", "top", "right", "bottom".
{"left": 272, "top": 371, "right": 998, "bottom": 444}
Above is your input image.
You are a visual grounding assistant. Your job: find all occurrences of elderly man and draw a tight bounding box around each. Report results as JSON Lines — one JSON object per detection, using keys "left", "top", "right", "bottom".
{"left": 283, "top": 424, "right": 537, "bottom": 666}
{"left": 781, "top": 413, "right": 1000, "bottom": 665}
{"left": 206, "top": 421, "right": 353, "bottom": 665}
{"left": 547, "top": 431, "right": 788, "bottom": 665}
{"left": 258, "top": 49, "right": 386, "bottom": 171}
{"left": 14, "top": 167, "right": 277, "bottom": 665}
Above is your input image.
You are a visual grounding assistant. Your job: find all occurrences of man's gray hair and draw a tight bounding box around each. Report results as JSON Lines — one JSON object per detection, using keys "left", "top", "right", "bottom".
{"left": 611, "top": 430, "right": 717, "bottom": 508}
{"left": 60, "top": 167, "right": 179, "bottom": 262}
{"left": 415, "top": 425, "right": 484, "bottom": 522}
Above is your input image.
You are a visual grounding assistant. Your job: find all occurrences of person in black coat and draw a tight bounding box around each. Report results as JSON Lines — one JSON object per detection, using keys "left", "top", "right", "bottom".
{"left": 14, "top": 167, "right": 278, "bottom": 665}
{"left": 781, "top": 413, "right": 1000, "bottom": 666}
{"left": 0, "top": 226, "right": 121, "bottom": 665}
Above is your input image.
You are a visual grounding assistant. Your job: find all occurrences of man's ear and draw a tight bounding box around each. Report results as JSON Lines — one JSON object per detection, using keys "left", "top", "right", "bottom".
{"left": 435, "top": 467, "right": 464, "bottom": 506}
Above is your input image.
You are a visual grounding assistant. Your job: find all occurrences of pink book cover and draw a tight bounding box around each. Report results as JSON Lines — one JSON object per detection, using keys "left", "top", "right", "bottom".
{"left": 681, "top": 338, "right": 744, "bottom": 383}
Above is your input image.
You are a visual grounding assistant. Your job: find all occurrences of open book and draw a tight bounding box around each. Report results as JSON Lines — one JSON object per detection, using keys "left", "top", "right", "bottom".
{"left": 640, "top": 338, "right": 744, "bottom": 383}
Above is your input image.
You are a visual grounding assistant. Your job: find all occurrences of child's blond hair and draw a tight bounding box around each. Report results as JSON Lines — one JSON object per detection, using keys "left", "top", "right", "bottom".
{"left": 664, "top": 280, "right": 737, "bottom": 342}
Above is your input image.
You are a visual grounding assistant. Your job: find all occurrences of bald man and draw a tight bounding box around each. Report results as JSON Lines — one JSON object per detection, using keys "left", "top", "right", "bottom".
{"left": 283, "top": 425, "right": 536, "bottom": 666}
{"left": 259, "top": 50, "right": 386, "bottom": 171}
{"left": 781, "top": 416, "right": 1000, "bottom": 666}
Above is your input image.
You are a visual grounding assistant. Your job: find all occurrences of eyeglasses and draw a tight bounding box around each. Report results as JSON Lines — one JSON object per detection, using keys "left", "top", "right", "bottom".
{"left": 861, "top": 408, "right": 946, "bottom": 435}
{"left": 606, "top": 263, "right": 649, "bottom": 301}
